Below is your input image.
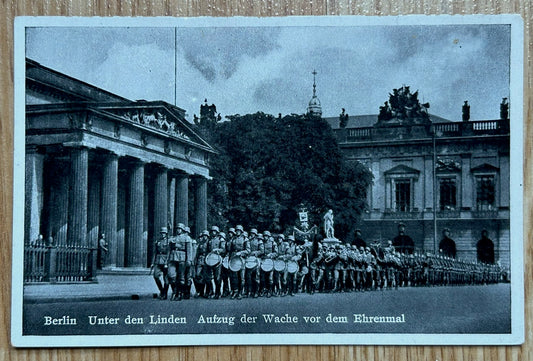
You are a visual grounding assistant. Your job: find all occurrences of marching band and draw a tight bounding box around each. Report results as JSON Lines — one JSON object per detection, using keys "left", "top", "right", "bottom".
{"left": 152, "top": 224, "right": 508, "bottom": 301}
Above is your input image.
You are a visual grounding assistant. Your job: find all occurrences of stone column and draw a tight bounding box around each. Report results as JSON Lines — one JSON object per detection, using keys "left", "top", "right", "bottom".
{"left": 175, "top": 174, "right": 189, "bottom": 229}
{"left": 101, "top": 153, "right": 118, "bottom": 267}
{"left": 194, "top": 176, "right": 208, "bottom": 237}
{"left": 168, "top": 175, "right": 176, "bottom": 234}
{"left": 126, "top": 160, "right": 145, "bottom": 267}
{"left": 25, "top": 147, "right": 44, "bottom": 245}
{"left": 67, "top": 147, "right": 89, "bottom": 247}
{"left": 87, "top": 169, "right": 101, "bottom": 249}
{"left": 154, "top": 166, "right": 168, "bottom": 235}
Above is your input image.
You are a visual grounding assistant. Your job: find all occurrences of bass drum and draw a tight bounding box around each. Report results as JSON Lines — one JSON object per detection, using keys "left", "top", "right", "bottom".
{"left": 222, "top": 255, "right": 230, "bottom": 269}
{"left": 274, "top": 259, "right": 286, "bottom": 272}
{"left": 205, "top": 252, "right": 222, "bottom": 267}
{"left": 229, "top": 256, "right": 244, "bottom": 272}
{"left": 287, "top": 260, "right": 299, "bottom": 274}
{"left": 245, "top": 256, "right": 259, "bottom": 269}
{"left": 261, "top": 258, "right": 274, "bottom": 272}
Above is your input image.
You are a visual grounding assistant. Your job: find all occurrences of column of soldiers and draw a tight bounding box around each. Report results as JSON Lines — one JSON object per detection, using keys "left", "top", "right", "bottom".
{"left": 151, "top": 224, "right": 508, "bottom": 300}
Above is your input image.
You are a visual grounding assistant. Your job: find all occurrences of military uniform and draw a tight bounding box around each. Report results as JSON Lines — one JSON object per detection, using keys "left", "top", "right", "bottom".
{"left": 260, "top": 231, "right": 278, "bottom": 297}
{"left": 245, "top": 229, "right": 263, "bottom": 297}
{"left": 228, "top": 225, "right": 250, "bottom": 299}
{"left": 205, "top": 227, "right": 226, "bottom": 299}
{"left": 167, "top": 224, "right": 193, "bottom": 300}
{"left": 152, "top": 227, "right": 170, "bottom": 299}
{"left": 194, "top": 230, "right": 210, "bottom": 298}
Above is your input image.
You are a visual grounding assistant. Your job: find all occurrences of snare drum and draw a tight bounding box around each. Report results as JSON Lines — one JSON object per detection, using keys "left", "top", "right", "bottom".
{"left": 245, "top": 256, "right": 259, "bottom": 269}
{"left": 287, "top": 260, "right": 299, "bottom": 274}
{"left": 229, "top": 256, "right": 244, "bottom": 272}
{"left": 260, "top": 258, "right": 274, "bottom": 272}
{"left": 222, "top": 255, "right": 229, "bottom": 269}
{"left": 205, "top": 252, "right": 222, "bottom": 267}
{"left": 274, "top": 259, "right": 286, "bottom": 272}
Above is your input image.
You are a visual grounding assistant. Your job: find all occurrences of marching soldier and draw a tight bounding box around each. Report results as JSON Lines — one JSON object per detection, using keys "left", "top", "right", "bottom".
{"left": 168, "top": 223, "right": 193, "bottom": 301}
{"left": 220, "top": 227, "right": 235, "bottom": 297}
{"left": 281, "top": 235, "right": 301, "bottom": 296}
{"left": 261, "top": 230, "right": 278, "bottom": 297}
{"left": 311, "top": 242, "right": 325, "bottom": 292}
{"left": 194, "top": 230, "right": 210, "bottom": 298}
{"left": 152, "top": 227, "right": 170, "bottom": 300}
{"left": 273, "top": 234, "right": 287, "bottom": 296}
{"left": 228, "top": 225, "right": 250, "bottom": 299}
{"left": 245, "top": 228, "right": 264, "bottom": 298}
{"left": 206, "top": 226, "right": 226, "bottom": 299}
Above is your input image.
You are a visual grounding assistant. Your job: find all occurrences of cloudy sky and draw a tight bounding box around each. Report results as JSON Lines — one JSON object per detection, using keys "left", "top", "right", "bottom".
{"left": 26, "top": 22, "right": 510, "bottom": 121}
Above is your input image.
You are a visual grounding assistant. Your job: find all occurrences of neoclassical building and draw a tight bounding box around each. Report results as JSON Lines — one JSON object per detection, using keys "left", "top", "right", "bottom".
{"left": 24, "top": 59, "right": 215, "bottom": 281}
{"left": 323, "top": 90, "right": 510, "bottom": 266}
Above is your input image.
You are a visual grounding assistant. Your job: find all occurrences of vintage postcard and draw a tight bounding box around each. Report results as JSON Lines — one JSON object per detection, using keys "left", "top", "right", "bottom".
{"left": 12, "top": 15, "right": 524, "bottom": 347}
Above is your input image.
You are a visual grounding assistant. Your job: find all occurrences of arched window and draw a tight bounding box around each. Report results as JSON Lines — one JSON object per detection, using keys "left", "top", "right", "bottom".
{"left": 477, "top": 234, "right": 495, "bottom": 264}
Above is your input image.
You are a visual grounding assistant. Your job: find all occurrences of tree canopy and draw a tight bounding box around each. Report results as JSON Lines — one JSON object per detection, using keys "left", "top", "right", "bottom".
{"left": 196, "top": 111, "right": 373, "bottom": 240}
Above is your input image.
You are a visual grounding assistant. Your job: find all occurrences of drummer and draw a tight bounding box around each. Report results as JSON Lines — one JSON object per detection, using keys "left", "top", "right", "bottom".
{"left": 227, "top": 225, "right": 250, "bottom": 299}
{"left": 193, "top": 230, "right": 210, "bottom": 298}
{"left": 271, "top": 234, "right": 288, "bottom": 296}
{"left": 282, "top": 235, "right": 301, "bottom": 296}
{"left": 261, "top": 230, "right": 278, "bottom": 297}
{"left": 205, "top": 226, "right": 226, "bottom": 299}
{"left": 245, "top": 228, "right": 264, "bottom": 298}
{"left": 220, "top": 227, "right": 235, "bottom": 298}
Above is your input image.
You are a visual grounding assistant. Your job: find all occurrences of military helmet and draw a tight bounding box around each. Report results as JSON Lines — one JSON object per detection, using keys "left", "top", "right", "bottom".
{"left": 263, "top": 230, "right": 271, "bottom": 237}
{"left": 160, "top": 227, "right": 168, "bottom": 234}
{"left": 177, "top": 223, "right": 186, "bottom": 231}
{"left": 236, "top": 225, "right": 244, "bottom": 232}
{"left": 184, "top": 226, "right": 191, "bottom": 234}
{"left": 278, "top": 234, "right": 285, "bottom": 240}
{"left": 201, "top": 230, "right": 210, "bottom": 237}
{"left": 219, "top": 232, "right": 226, "bottom": 240}
{"left": 211, "top": 225, "right": 220, "bottom": 233}
{"left": 243, "top": 231, "right": 248, "bottom": 237}
{"left": 288, "top": 235, "right": 295, "bottom": 241}
{"left": 228, "top": 227, "right": 236, "bottom": 234}
{"left": 257, "top": 233, "right": 264, "bottom": 239}
{"left": 250, "top": 228, "right": 258, "bottom": 235}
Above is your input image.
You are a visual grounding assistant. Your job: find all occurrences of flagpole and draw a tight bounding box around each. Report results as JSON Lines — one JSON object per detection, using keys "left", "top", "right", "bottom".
{"left": 174, "top": 27, "right": 177, "bottom": 106}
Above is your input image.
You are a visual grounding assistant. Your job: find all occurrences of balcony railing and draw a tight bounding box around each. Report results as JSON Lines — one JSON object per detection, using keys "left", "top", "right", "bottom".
{"left": 338, "top": 119, "right": 509, "bottom": 143}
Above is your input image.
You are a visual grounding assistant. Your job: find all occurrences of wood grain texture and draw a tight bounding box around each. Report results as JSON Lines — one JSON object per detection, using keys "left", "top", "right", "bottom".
{"left": 0, "top": 0, "right": 530, "bottom": 360}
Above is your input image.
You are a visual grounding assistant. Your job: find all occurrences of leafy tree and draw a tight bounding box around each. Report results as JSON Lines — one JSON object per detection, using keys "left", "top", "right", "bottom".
{"left": 194, "top": 111, "right": 372, "bottom": 240}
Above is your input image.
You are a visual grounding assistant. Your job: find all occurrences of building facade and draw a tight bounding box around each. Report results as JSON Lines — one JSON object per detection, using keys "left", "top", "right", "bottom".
{"left": 325, "top": 100, "right": 510, "bottom": 266}
{"left": 24, "top": 59, "right": 215, "bottom": 282}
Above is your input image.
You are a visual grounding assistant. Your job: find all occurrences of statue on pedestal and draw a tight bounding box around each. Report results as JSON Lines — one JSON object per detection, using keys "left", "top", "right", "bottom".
{"left": 323, "top": 209, "right": 334, "bottom": 239}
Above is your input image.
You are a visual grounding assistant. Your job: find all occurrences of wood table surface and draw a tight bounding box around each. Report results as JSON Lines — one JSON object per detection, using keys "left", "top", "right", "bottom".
{"left": 0, "top": 0, "right": 531, "bottom": 359}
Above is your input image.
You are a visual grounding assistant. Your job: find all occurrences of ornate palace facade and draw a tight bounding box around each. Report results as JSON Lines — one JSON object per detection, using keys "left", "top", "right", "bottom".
{"left": 325, "top": 99, "right": 510, "bottom": 266}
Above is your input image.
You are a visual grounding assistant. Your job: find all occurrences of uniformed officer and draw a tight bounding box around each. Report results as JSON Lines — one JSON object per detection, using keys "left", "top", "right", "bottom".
{"left": 245, "top": 228, "right": 264, "bottom": 298}
{"left": 152, "top": 227, "right": 170, "bottom": 300}
{"left": 228, "top": 225, "right": 250, "bottom": 299}
{"left": 168, "top": 223, "right": 193, "bottom": 300}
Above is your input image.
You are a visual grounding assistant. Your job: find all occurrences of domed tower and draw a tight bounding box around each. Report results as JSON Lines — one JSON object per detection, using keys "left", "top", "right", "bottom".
{"left": 307, "top": 70, "right": 322, "bottom": 117}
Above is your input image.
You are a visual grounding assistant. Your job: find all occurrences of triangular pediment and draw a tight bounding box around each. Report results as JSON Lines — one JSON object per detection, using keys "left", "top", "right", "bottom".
{"left": 96, "top": 101, "right": 215, "bottom": 153}
{"left": 470, "top": 163, "right": 499, "bottom": 173}
{"left": 384, "top": 164, "right": 420, "bottom": 175}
